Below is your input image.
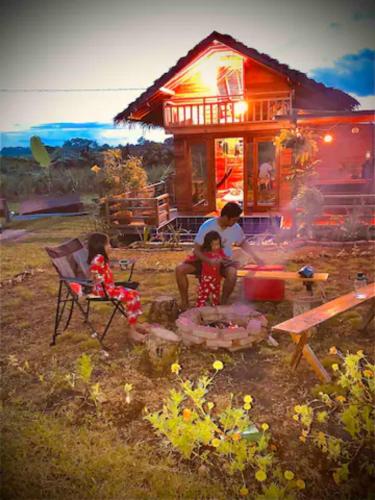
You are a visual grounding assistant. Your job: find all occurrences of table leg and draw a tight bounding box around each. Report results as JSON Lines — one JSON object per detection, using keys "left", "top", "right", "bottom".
{"left": 290, "top": 333, "right": 331, "bottom": 382}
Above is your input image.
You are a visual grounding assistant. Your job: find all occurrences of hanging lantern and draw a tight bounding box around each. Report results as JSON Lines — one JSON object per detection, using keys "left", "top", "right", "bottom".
{"left": 323, "top": 133, "right": 333, "bottom": 143}
{"left": 234, "top": 100, "right": 248, "bottom": 116}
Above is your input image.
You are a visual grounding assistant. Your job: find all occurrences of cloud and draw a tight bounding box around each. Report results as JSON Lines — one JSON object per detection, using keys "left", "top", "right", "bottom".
{"left": 352, "top": 8, "right": 375, "bottom": 21}
{"left": 329, "top": 22, "right": 341, "bottom": 29}
{"left": 310, "top": 49, "right": 375, "bottom": 96}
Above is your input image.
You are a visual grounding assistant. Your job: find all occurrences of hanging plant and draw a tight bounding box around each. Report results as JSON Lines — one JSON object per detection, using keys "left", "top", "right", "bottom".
{"left": 274, "top": 127, "right": 321, "bottom": 191}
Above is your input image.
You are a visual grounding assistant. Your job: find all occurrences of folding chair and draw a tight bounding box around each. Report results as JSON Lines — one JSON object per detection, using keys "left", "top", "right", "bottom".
{"left": 45, "top": 238, "right": 138, "bottom": 346}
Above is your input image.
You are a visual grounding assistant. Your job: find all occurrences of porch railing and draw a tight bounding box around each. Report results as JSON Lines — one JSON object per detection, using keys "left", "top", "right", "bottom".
{"left": 163, "top": 92, "right": 292, "bottom": 128}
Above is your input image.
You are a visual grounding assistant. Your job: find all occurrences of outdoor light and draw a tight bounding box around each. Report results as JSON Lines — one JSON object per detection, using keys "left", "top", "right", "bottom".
{"left": 351, "top": 127, "right": 359, "bottom": 134}
{"left": 234, "top": 100, "right": 248, "bottom": 116}
{"left": 323, "top": 133, "right": 333, "bottom": 143}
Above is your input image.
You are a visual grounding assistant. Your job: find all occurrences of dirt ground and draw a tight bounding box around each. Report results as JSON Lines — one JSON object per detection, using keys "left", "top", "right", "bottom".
{"left": 1, "top": 217, "right": 374, "bottom": 499}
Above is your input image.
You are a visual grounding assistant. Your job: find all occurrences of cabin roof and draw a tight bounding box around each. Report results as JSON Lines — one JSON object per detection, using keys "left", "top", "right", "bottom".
{"left": 114, "top": 31, "right": 360, "bottom": 126}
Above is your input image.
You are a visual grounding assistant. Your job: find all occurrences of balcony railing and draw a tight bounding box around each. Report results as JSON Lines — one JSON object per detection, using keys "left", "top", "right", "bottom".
{"left": 163, "top": 93, "right": 292, "bottom": 128}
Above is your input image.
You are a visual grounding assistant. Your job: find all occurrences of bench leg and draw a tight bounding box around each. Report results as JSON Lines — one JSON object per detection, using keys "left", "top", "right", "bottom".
{"left": 290, "top": 333, "right": 331, "bottom": 383}
{"left": 361, "top": 299, "right": 375, "bottom": 333}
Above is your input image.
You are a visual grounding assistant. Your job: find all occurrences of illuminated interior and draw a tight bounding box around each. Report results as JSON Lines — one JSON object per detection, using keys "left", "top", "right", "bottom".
{"left": 171, "top": 47, "right": 245, "bottom": 97}
{"left": 215, "top": 138, "right": 244, "bottom": 210}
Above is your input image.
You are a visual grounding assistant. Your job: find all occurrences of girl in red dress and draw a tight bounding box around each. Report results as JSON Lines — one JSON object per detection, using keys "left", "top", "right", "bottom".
{"left": 194, "top": 231, "right": 228, "bottom": 307}
{"left": 87, "top": 233, "right": 145, "bottom": 342}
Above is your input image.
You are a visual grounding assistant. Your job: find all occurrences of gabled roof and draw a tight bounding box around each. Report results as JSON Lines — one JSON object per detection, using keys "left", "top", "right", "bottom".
{"left": 114, "top": 31, "right": 359, "bottom": 126}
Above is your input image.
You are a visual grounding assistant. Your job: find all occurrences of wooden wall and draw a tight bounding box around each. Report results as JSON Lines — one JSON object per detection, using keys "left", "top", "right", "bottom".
{"left": 314, "top": 124, "right": 374, "bottom": 180}
{"left": 244, "top": 58, "right": 290, "bottom": 95}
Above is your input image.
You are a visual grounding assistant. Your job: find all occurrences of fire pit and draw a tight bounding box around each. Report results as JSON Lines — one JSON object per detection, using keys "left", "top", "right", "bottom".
{"left": 176, "top": 304, "right": 268, "bottom": 351}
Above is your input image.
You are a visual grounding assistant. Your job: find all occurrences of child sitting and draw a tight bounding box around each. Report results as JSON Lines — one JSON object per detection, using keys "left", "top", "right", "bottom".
{"left": 192, "top": 231, "right": 227, "bottom": 307}
{"left": 87, "top": 232, "right": 146, "bottom": 342}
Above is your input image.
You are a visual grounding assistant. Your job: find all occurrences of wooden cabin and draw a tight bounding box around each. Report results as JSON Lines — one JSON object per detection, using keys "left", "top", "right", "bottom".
{"left": 115, "top": 31, "right": 374, "bottom": 224}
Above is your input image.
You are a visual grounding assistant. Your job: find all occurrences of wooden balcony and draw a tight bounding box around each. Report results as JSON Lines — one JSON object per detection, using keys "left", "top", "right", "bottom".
{"left": 163, "top": 92, "right": 292, "bottom": 131}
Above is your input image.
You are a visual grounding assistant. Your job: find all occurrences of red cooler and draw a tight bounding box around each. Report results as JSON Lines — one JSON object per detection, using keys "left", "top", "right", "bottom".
{"left": 243, "top": 265, "right": 285, "bottom": 301}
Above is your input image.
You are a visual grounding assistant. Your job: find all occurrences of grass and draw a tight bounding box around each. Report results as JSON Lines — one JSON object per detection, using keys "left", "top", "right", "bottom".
{"left": 1, "top": 216, "right": 375, "bottom": 499}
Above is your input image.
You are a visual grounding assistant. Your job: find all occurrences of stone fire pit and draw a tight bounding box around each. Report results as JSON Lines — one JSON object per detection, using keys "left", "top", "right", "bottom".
{"left": 176, "top": 304, "right": 268, "bottom": 351}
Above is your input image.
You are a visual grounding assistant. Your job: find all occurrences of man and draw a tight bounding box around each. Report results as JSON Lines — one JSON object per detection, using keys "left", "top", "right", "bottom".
{"left": 175, "top": 202, "right": 264, "bottom": 309}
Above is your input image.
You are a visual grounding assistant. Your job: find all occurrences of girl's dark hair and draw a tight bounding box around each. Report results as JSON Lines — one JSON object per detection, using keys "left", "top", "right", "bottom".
{"left": 87, "top": 232, "right": 109, "bottom": 264}
{"left": 202, "top": 231, "right": 222, "bottom": 251}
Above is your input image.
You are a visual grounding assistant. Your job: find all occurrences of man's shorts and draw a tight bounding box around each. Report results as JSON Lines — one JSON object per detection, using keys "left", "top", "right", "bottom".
{"left": 184, "top": 257, "right": 237, "bottom": 278}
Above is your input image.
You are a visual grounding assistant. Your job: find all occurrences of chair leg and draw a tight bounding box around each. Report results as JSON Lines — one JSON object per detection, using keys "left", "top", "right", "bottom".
{"left": 99, "top": 302, "right": 121, "bottom": 343}
{"left": 52, "top": 281, "right": 65, "bottom": 345}
{"left": 63, "top": 298, "right": 75, "bottom": 331}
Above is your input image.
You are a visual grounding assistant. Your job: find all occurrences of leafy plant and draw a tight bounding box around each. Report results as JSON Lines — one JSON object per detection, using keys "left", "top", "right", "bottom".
{"left": 30, "top": 136, "right": 51, "bottom": 168}
{"left": 102, "top": 152, "right": 147, "bottom": 196}
{"left": 274, "top": 128, "right": 320, "bottom": 193}
{"left": 292, "top": 349, "right": 374, "bottom": 492}
{"left": 145, "top": 361, "right": 305, "bottom": 497}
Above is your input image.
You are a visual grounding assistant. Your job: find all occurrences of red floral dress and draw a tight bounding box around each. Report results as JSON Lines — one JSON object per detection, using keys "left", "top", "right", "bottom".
{"left": 196, "top": 249, "right": 226, "bottom": 307}
{"left": 89, "top": 254, "right": 141, "bottom": 325}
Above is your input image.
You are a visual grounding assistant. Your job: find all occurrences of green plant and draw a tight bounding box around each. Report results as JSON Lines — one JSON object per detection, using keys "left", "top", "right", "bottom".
{"left": 145, "top": 361, "right": 305, "bottom": 497}
{"left": 102, "top": 152, "right": 147, "bottom": 196}
{"left": 274, "top": 128, "right": 320, "bottom": 192}
{"left": 292, "top": 349, "right": 374, "bottom": 491}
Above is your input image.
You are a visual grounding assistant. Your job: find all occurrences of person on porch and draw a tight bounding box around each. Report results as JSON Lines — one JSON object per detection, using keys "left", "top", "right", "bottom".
{"left": 175, "top": 202, "right": 265, "bottom": 310}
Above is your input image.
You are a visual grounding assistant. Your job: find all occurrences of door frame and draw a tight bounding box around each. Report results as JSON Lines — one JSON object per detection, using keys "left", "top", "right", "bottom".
{"left": 250, "top": 135, "right": 278, "bottom": 213}
{"left": 188, "top": 137, "right": 216, "bottom": 213}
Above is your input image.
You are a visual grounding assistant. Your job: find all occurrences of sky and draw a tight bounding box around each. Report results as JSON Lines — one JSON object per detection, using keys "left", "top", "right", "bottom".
{"left": 0, "top": 0, "right": 374, "bottom": 148}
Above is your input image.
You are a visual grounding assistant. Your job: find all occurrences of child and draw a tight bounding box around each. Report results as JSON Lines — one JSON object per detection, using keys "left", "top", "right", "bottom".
{"left": 194, "top": 231, "right": 227, "bottom": 307}
{"left": 87, "top": 232, "right": 145, "bottom": 342}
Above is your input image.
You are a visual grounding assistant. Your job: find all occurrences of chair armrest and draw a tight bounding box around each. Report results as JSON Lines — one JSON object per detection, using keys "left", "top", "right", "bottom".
{"left": 114, "top": 281, "right": 139, "bottom": 290}
{"left": 61, "top": 276, "right": 93, "bottom": 286}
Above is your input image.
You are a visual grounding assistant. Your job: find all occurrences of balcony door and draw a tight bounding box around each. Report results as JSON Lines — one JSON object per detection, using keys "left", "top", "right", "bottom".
{"left": 245, "top": 137, "right": 277, "bottom": 212}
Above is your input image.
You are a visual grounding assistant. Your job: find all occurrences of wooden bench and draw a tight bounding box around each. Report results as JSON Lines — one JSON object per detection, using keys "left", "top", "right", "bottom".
{"left": 272, "top": 283, "right": 375, "bottom": 382}
{"left": 104, "top": 193, "right": 171, "bottom": 232}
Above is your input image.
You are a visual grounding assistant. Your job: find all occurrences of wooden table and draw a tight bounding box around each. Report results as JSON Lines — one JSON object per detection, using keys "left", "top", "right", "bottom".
{"left": 272, "top": 283, "right": 375, "bottom": 382}
{"left": 237, "top": 270, "right": 329, "bottom": 281}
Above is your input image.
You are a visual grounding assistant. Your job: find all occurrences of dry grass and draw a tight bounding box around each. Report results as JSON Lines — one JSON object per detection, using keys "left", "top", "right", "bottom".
{"left": 1, "top": 216, "right": 374, "bottom": 499}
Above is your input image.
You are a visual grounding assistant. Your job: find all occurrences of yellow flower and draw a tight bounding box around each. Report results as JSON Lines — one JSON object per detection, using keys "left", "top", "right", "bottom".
{"left": 255, "top": 470, "right": 267, "bottom": 482}
{"left": 211, "top": 438, "right": 221, "bottom": 448}
{"left": 207, "top": 402, "right": 214, "bottom": 410}
{"left": 301, "top": 429, "right": 308, "bottom": 437}
{"left": 331, "top": 363, "right": 339, "bottom": 371}
{"left": 91, "top": 164, "right": 101, "bottom": 174}
{"left": 299, "top": 435, "right": 306, "bottom": 443}
{"left": 293, "top": 414, "right": 299, "bottom": 422}
{"left": 296, "top": 479, "right": 305, "bottom": 490}
{"left": 213, "top": 360, "right": 224, "bottom": 371}
{"left": 284, "top": 470, "right": 295, "bottom": 481}
{"left": 364, "top": 369, "right": 373, "bottom": 378}
{"left": 171, "top": 363, "right": 181, "bottom": 374}
{"left": 243, "top": 395, "right": 253, "bottom": 403}
{"left": 329, "top": 346, "right": 337, "bottom": 355}
{"left": 261, "top": 423, "right": 269, "bottom": 431}
{"left": 335, "top": 395, "right": 346, "bottom": 403}
{"left": 239, "top": 486, "right": 249, "bottom": 496}
{"left": 183, "top": 408, "right": 192, "bottom": 422}
{"left": 243, "top": 403, "right": 251, "bottom": 411}
{"left": 356, "top": 350, "right": 364, "bottom": 357}
{"left": 232, "top": 433, "right": 241, "bottom": 442}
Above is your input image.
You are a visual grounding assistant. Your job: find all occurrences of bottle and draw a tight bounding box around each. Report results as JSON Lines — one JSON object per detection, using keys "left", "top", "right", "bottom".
{"left": 354, "top": 272, "right": 368, "bottom": 299}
